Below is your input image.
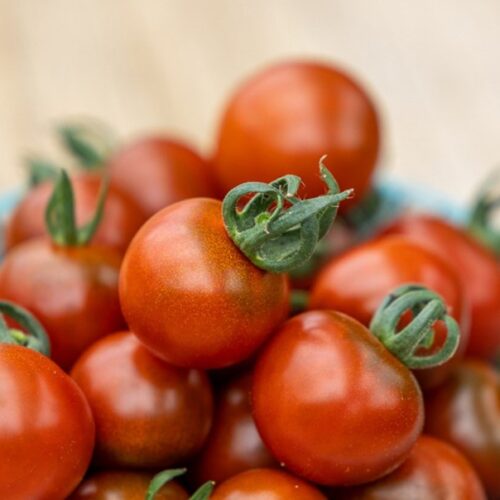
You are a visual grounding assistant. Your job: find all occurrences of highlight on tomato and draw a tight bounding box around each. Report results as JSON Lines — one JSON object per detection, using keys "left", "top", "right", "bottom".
{"left": 0, "top": 301, "right": 95, "bottom": 499}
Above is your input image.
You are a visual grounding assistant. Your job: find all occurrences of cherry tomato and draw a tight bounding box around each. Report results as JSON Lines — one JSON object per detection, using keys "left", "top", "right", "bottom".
{"left": 190, "top": 372, "right": 276, "bottom": 484}
{"left": 336, "top": 435, "right": 486, "bottom": 499}
{"left": 252, "top": 310, "right": 424, "bottom": 486}
{"left": 309, "top": 236, "right": 470, "bottom": 389}
{"left": 69, "top": 471, "right": 188, "bottom": 500}
{"left": 0, "top": 344, "right": 94, "bottom": 499}
{"left": 5, "top": 172, "right": 144, "bottom": 255}
{"left": 425, "top": 360, "right": 500, "bottom": 498}
{"left": 119, "top": 198, "right": 289, "bottom": 369}
{"left": 212, "top": 61, "right": 380, "bottom": 210}
{"left": 382, "top": 214, "right": 500, "bottom": 360}
{"left": 71, "top": 332, "right": 213, "bottom": 468}
{"left": 0, "top": 239, "right": 124, "bottom": 369}
{"left": 210, "top": 468, "right": 326, "bottom": 500}
{"left": 108, "top": 136, "right": 216, "bottom": 219}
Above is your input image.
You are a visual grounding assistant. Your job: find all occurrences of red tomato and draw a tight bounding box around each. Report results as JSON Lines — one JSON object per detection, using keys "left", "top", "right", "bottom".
{"left": 425, "top": 360, "right": 500, "bottom": 498}
{"left": 119, "top": 198, "right": 289, "bottom": 369}
{"left": 190, "top": 372, "right": 276, "bottom": 484}
{"left": 0, "top": 239, "right": 124, "bottom": 369}
{"left": 108, "top": 137, "right": 216, "bottom": 219}
{"left": 336, "top": 435, "right": 486, "bottom": 499}
{"left": 309, "top": 236, "right": 470, "bottom": 389}
{"left": 5, "top": 172, "right": 144, "bottom": 254}
{"left": 252, "top": 310, "right": 423, "bottom": 486}
{"left": 0, "top": 344, "right": 94, "bottom": 499}
{"left": 71, "top": 332, "right": 213, "bottom": 468}
{"left": 210, "top": 468, "right": 326, "bottom": 500}
{"left": 382, "top": 214, "right": 500, "bottom": 360}
{"left": 212, "top": 61, "right": 380, "bottom": 209}
{"left": 69, "top": 471, "right": 188, "bottom": 500}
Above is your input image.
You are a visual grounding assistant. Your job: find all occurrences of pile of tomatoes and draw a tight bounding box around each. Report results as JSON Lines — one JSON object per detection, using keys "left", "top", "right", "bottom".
{"left": 0, "top": 61, "right": 498, "bottom": 500}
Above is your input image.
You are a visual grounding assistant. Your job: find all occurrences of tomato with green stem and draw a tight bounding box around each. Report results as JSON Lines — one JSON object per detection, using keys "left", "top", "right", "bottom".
{"left": 0, "top": 301, "right": 94, "bottom": 499}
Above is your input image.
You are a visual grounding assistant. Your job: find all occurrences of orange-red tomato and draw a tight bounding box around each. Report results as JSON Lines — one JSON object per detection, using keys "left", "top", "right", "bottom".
{"left": 119, "top": 198, "right": 289, "bottom": 369}
{"left": 382, "top": 214, "right": 500, "bottom": 360}
{"left": 336, "top": 435, "right": 486, "bottom": 499}
{"left": 0, "top": 345, "right": 94, "bottom": 499}
{"left": 69, "top": 471, "right": 188, "bottom": 500}
{"left": 108, "top": 136, "right": 216, "bottom": 219}
{"left": 252, "top": 310, "right": 423, "bottom": 486}
{"left": 0, "top": 240, "right": 124, "bottom": 369}
{"left": 210, "top": 468, "right": 326, "bottom": 500}
{"left": 212, "top": 61, "right": 380, "bottom": 209}
{"left": 71, "top": 332, "right": 213, "bottom": 469}
{"left": 309, "top": 236, "right": 470, "bottom": 389}
{"left": 5, "top": 172, "right": 144, "bottom": 254}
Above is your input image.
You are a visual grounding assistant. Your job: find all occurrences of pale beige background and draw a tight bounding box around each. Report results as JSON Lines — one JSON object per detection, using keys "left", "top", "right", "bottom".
{"left": 1, "top": 0, "right": 499, "bottom": 203}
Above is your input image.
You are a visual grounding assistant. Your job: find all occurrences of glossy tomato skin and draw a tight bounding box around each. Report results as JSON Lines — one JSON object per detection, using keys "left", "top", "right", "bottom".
{"left": 0, "top": 239, "right": 124, "bottom": 370}
{"left": 71, "top": 332, "right": 213, "bottom": 469}
{"left": 382, "top": 214, "right": 500, "bottom": 360}
{"left": 252, "top": 310, "right": 424, "bottom": 486}
{"left": 119, "top": 198, "right": 289, "bottom": 369}
{"left": 309, "top": 236, "right": 470, "bottom": 390}
{"left": 336, "top": 435, "right": 486, "bottom": 500}
{"left": 190, "top": 372, "right": 276, "bottom": 484}
{"left": 0, "top": 345, "right": 95, "bottom": 499}
{"left": 425, "top": 360, "right": 500, "bottom": 498}
{"left": 213, "top": 61, "right": 380, "bottom": 209}
{"left": 5, "top": 172, "right": 144, "bottom": 254}
{"left": 108, "top": 136, "right": 216, "bottom": 219}
{"left": 210, "top": 468, "right": 326, "bottom": 500}
{"left": 69, "top": 471, "right": 188, "bottom": 500}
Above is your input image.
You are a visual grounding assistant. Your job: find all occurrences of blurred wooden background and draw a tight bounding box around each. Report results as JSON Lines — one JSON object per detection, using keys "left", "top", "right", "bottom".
{"left": 1, "top": 0, "right": 500, "bottom": 203}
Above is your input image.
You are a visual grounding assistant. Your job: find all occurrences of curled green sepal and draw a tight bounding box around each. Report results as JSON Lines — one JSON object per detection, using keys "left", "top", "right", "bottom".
{"left": 0, "top": 301, "right": 50, "bottom": 356}
{"left": 370, "top": 284, "right": 460, "bottom": 369}
{"left": 25, "top": 155, "right": 60, "bottom": 187}
{"left": 222, "top": 157, "right": 353, "bottom": 273}
{"left": 45, "top": 169, "right": 108, "bottom": 246}
{"left": 145, "top": 468, "right": 214, "bottom": 500}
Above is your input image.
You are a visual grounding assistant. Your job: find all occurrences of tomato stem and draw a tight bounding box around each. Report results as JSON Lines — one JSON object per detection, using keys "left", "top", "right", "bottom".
{"left": 25, "top": 155, "right": 60, "bottom": 187}
{"left": 222, "top": 157, "right": 353, "bottom": 273}
{"left": 370, "top": 284, "right": 460, "bottom": 369}
{"left": 146, "top": 467, "right": 214, "bottom": 500}
{"left": 290, "top": 290, "right": 310, "bottom": 314}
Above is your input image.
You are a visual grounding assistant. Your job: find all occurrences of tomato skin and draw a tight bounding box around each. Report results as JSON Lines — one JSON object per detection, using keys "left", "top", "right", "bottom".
{"left": 382, "top": 214, "right": 500, "bottom": 360}
{"left": 210, "top": 468, "right": 326, "bottom": 500}
{"left": 5, "top": 173, "right": 144, "bottom": 254}
{"left": 108, "top": 137, "right": 216, "bottom": 219}
{"left": 69, "top": 471, "right": 188, "bottom": 500}
{"left": 213, "top": 61, "right": 380, "bottom": 209}
{"left": 190, "top": 372, "right": 276, "bottom": 484}
{"left": 71, "top": 332, "right": 213, "bottom": 468}
{"left": 309, "top": 236, "right": 470, "bottom": 389}
{"left": 425, "top": 360, "right": 500, "bottom": 498}
{"left": 0, "top": 240, "right": 124, "bottom": 370}
{"left": 119, "top": 198, "right": 289, "bottom": 369}
{"left": 336, "top": 435, "right": 486, "bottom": 500}
{"left": 0, "top": 344, "right": 94, "bottom": 499}
{"left": 252, "top": 310, "right": 424, "bottom": 486}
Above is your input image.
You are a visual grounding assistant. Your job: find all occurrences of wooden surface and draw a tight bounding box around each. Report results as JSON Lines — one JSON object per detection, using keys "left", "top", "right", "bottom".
{"left": 1, "top": 0, "right": 500, "bottom": 203}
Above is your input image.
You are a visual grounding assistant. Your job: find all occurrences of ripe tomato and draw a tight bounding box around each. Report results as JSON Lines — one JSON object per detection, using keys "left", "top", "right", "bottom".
{"left": 5, "top": 172, "right": 144, "bottom": 255}
{"left": 0, "top": 240, "right": 124, "bottom": 369}
{"left": 108, "top": 136, "right": 216, "bottom": 219}
{"left": 252, "top": 310, "right": 424, "bottom": 486}
{"left": 210, "top": 468, "right": 326, "bottom": 499}
{"left": 71, "top": 332, "right": 213, "bottom": 468}
{"left": 212, "top": 61, "right": 380, "bottom": 209}
{"left": 119, "top": 198, "right": 289, "bottom": 369}
{"left": 336, "top": 435, "right": 486, "bottom": 499}
{"left": 0, "top": 344, "right": 94, "bottom": 499}
{"left": 69, "top": 471, "right": 188, "bottom": 500}
{"left": 382, "top": 214, "right": 500, "bottom": 360}
{"left": 309, "top": 236, "right": 470, "bottom": 389}
{"left": 190, "top": 372, "right": 276, "bottom": 484}
{"left": 425, "top": 360, "right": 500, "bottom": 498}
